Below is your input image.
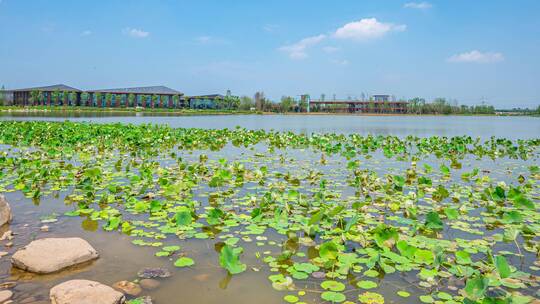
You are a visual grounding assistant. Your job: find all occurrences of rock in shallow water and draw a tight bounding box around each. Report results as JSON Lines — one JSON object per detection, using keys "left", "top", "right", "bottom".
{"left": 0, "top": 195, "right": 12, "bottom": 227}
{"left": 50, "top": 280, "right": 125, "bottom": 304}
{"left": 112, "top": 281, "right": 141, "bottom": 296}
{"left": 137, "top": 267, "right": 171, "bottom": 279}
{"left": 12, "top": 238, "right": 99, "bottom": 274}
{"left": 139, "top": 279, "right": 160, "bottom": 290}
{"left": 0, "top": 290, "right": 13, "bottom": 303}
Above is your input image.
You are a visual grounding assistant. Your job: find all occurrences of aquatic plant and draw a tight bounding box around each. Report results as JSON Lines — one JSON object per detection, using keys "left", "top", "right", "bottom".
{"left": 0, "top": 121, "right": 538, "bottom": 303}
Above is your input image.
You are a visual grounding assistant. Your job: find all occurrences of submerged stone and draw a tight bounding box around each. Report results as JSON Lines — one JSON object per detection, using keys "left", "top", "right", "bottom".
{"left": 50, "top": 280, "right": 125, "bottom": 304}
{"left": 137, "top": 267, "right": 171, "bottom": 279}
{"left": 112, "top": 281, "right": 141, "bottom": 296}
{"left": 12, "top": 238, "right": 99, "bottom": 274}
{"left": 0, "top": 195, "right": 13, "bottom": 227}
{"left": 139, "top": 279, "right": 160, "bottom": 290}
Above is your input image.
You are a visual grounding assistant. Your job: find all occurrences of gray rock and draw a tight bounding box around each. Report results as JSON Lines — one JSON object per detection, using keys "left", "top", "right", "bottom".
{"left": 12, "top": 238, "right": 99, "bottom": 274}
{"left": 0, "top": 195, "right": 13, "bottom": 227}
{"left": 50, "top": 280, "right": 125, "bottom": 304}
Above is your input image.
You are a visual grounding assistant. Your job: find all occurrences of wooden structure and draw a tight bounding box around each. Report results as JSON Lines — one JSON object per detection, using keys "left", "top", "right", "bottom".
{"left": 310, "top": 100, "right": 408, "bottom": 114}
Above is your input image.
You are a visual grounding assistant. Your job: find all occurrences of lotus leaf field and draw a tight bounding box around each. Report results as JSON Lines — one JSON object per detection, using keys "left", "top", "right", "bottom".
{"left": 0, "top": 121, "right": 539, "bottom": 304}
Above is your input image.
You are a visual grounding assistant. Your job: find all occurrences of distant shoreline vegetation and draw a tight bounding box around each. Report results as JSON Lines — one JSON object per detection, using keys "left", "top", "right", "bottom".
{"left": 0, "top": 105, "right": 538, "bottom": 116}
{"left": 0, "top": 88, "right": 538, "bottom": 116}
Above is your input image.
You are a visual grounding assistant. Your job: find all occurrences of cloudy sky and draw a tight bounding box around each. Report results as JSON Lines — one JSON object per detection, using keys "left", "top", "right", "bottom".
{"left": 0, "top": 0, "right": 539, "bottom": 107}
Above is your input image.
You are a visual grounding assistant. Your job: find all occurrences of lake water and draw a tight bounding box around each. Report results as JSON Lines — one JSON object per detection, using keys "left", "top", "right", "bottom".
{"left": 1, "top": 112, "right": 539, "bottom": 139}
{"left": 0, "top": 114, "right": 538, "bottom": 304}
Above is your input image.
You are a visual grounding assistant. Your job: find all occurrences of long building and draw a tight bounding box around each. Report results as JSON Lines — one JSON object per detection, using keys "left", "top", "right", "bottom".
{"left": 310, "top": 99, "right": 408, "bottom": 114}
{"left": 3, "top": 84, "right": 226, "bottom": 109}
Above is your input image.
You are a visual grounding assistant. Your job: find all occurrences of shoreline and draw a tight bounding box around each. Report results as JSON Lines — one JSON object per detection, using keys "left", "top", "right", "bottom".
{"left": 0, "top": 106, "right": 537, "bottom": 117}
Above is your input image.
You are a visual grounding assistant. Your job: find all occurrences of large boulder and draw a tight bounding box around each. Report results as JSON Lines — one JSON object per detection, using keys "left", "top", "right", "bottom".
{"left": 0, "top": 195, "right": 13, "bottom": 226}
{"left": 12, "top": 238, "right": 99, "bottom": 274}
{"left": 50, "top": 280, "right": 125, "bottom": 304}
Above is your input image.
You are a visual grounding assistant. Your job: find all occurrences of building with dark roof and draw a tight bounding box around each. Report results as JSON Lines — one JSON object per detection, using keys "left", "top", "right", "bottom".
{"left": 10, "top": 84, "right": 81, "bottom": 106}
{"left": 6, "top": 84, "right": 187, "bottom": 108}
{"left": 86, "top": 86, "right": 184, "bottom": 108}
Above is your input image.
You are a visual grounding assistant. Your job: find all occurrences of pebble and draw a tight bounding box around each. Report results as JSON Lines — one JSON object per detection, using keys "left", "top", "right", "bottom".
{"left": 0, "top": 282, "right": 16, "bottom": 289}
{"left": 0, "top": 290, "right": 13, "bottom": 303}
{"left": 112, "top": 280, "right": 141, "bottom": 296}
{"left": 40, "top": 225, "right": 49, "bottom": 232}
{"left": 0, "top": 231, "right": 13, "bottom": 241}
{"left": 194, "top": 273, "right": 210, "bottom": 282}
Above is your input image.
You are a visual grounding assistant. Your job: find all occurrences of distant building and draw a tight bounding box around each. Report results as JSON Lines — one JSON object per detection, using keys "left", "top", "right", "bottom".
{"left": 4, "top": 84, "right": 239, "bottom": 109}
{"left": 10, "top": 84, "right": 81, "bottom": 106}
{"left": 309, "top": 94, "right": 408, "bottom": 114}
{"left": 187, "top": 94, "right": 225, "bottom": 109}
{"left": 5, "top": 84, "right": 192, "bottom": 108}
{"left": 372, "top": 94, "right": 391, "bottom": 102}
{"left": 86, "top": 86, "right": 184, "bottom": 108}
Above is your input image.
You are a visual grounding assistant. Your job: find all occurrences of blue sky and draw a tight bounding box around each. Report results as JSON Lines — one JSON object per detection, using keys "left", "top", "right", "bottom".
{"left": 1, "top": 0, "right": 539, "bottom": 108}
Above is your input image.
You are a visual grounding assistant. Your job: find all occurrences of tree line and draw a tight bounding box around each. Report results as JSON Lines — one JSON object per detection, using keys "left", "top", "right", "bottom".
{"left": 1, "top": 86, "right": 538, "bottom": 115}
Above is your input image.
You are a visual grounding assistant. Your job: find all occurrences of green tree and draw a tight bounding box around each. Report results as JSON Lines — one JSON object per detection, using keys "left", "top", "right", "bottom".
{"left": 280, "top": 96, "right": 294, "bottom": 113}
{"left": 37, "top": 91, "right": 44, "bottom": 106}
{"left": 61, "top": 90, "right": 69, "bottom": 106}
{"left": 128, "top": 94, "right": 135, "bottom": 107}
{"left": 151, "top": 94, "right": 158, "bottom": 108}
{"left": 0, "top": 85, "right": 5, "bottom": 106}
{"left": 51, "top": 90, "right": 60, "bottom": 106}
{"left": 172, "top": 95, "right": 180, "bottom": 108}
{"left": 105, "top": 93, "right": 112, "bottom": 107}
{"left": 69, "top": 91, "right": 77, "bottom": 106}
{"left": 139, "top": 94, "right": 147, "bottom": 107}
{"left": 81, "top": 92, "right": 89, "bottom": 106}
{"left": 95, "top": 92, "right": 102, "bottom": 107}
{"left": 368, "top": 101, "right": 375, "bottom": 113}
{"left": 223, "top": 95, "right": 240, "bottom": 109}
{"left": 239, "top": 96, "right": 254, "bottom": 110}
{"left": 29, "top": 90, "right": 39, "bottom": 106}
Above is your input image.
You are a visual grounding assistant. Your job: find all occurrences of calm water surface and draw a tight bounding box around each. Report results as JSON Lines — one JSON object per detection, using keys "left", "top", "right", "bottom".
{"left": 1, "top": 112, "right": 539, "bottom": 139}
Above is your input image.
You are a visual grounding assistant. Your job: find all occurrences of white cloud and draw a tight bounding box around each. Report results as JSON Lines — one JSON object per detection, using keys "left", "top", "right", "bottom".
{"left": 123, "top": 27, "right": 149, "bottom": 38}
{"left": 323, "top": 46, "right": 340, "bottom": 53}
{"left": 263, "top": 24, "right": 279, "bottom": 33}
{"left": 334, "top": 18, "right": 406, "bottom": 41}
{"left": 447, "top": 50, "right": 504, "bottom": 63}
{"left": 404, "top": 2, "right": 432, "bottom": 9}
{"left": 331, "top": 59, "right": 349, "bottom": 66}
{"left": 195, "top": 35, "right": 229, "bottom": 45}
{"left": 81, "top": 30, "right": 92, "bottom": 36}
{"left": 278, "top": 34, "right": 326, "bottom": 59}
{"left": 196, "top": 36, "right": 211, "bottom": 43}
